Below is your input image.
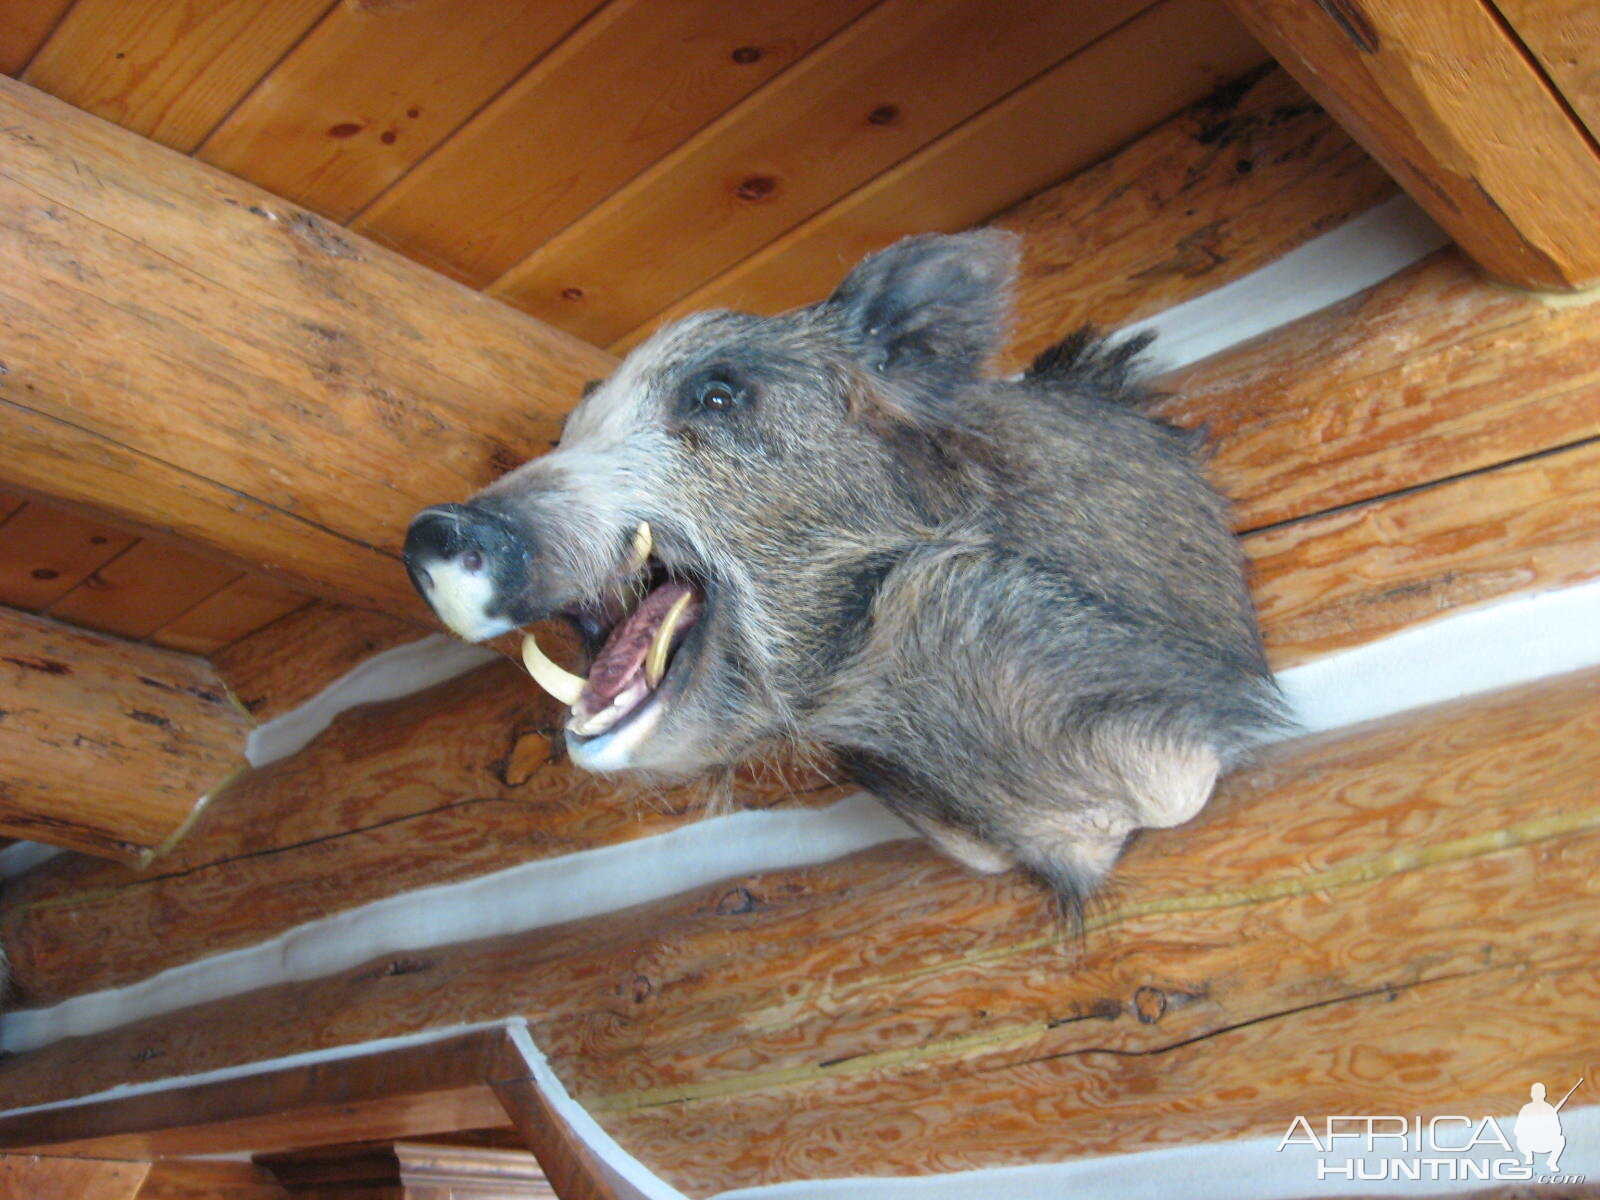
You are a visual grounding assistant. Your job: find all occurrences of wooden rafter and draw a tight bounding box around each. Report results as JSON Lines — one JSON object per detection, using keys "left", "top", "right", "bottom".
{"left": 1223, "top": 0, "right": 1600, "bottom": 290}
{"left": 0, "top": 76, "right": 613, "bottom": 619}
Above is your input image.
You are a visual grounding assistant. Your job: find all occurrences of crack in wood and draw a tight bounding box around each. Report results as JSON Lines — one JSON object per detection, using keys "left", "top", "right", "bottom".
{"left": 585, "top": 802, "right": 1600, "bottom": 1113}
{"left": 14, "top": 793, "right": 519, "bottom": 914}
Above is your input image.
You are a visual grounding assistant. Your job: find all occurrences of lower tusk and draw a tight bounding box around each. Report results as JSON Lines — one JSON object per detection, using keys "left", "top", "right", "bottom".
{"left": 645, "top": 591, "right": 694, "bottom": 687}
{"left": 522, "top": 632, "right": 586, "bottom": 706}
{"left": 620, "top": 521, "right": 652, "bottom": 576}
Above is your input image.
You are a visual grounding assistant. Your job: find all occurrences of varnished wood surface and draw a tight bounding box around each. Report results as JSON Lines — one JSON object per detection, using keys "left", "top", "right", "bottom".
{"left": 135, "top": 1159, "right": 288, "bottom": 1200}
{"left": 1496, "top": 0, "right": 1600, "bottom": 147}
{"left": 484, "top": 0, "right": 1154, "bottom": 344}
{"left": 0, "top": 496, "right": 317, "bottom": 654}
{"left": 21, "top": 0, "right": 329, "bottom": 153}
{"left": 994, "top": 65, "right": 1398, "bottom": 372}
{"left": 1248, "top": 438, "right": 1600, "bottom": 668}
{"left": 3, "top": 0, "right": 1264, "bottom": 357}
{"left": 617, "top": 0, "right": 1274, "bottom": 354}
{"left": 0, "top": 661, "right": 848, "bottom": 1004}
{"left": 1222, "top": 0, "right": 1600, "bottom": 290}
{"left": 351, "top": 0, "right": 879, "bottom": 283}
{"left": 0, "top": 1033, "right": 511, "bottom": 1160}
{"left": 0, "top": 74, "right": 612, "bottom": 618}
{"left": 1165, "top": 250, "right": 1600, "bottom": 532}
{"left": 0, "top": 1154, "right": 150, "bottom": 1199}
{"left": 1, "top": 668, "right": 1595, "bottom": 1194}
{"left": 198, "top": 0, "right": 605, "bottom": 224}
{"left": 0, "top": 606, "right": 250, "bottom": 862}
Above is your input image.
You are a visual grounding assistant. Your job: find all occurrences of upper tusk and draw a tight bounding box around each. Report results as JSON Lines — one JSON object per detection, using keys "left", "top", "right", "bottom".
{"left": 644, "top": 591, "right": 694, "bottom": 687}
{"left": 522, "top": 632, "right": 586, "bottom": 707}
{"left": 620, "top": 521, "right": 652, "bottom": 576}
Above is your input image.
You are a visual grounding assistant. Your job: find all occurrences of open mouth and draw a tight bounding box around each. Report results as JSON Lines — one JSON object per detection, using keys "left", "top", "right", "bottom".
{"left": 520, "top": 523, "right": 705, "bottom": 765}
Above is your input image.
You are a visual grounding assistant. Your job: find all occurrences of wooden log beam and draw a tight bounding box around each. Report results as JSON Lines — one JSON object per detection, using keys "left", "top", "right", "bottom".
{"left": 1221, "top": 0, "right": 1600, "bottom": 290}
{"left": 0, "top": 1155, "right": 150, "bottom": 1199}
{"left": 0, "top": 76, "right": 614, "bottom": 619}
{"left": 1161, "top": 247, "right": 1600, "bottom": 532}
{"left": 0, "top": 1032, "right": 513, "bottom": 1160}
{"left": 0, "top": 606, "right": 250, "bottom": 862}
{"left": 1, "top": 666, "right": 1595, "bottom": 1192}
{"left": 630, "top": 65, "right": 1399, "bottom": 362}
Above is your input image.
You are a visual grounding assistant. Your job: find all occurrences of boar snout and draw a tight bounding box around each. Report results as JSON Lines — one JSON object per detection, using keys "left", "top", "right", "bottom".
{"left": 403, "top": 502, "right": 534, "bottom": 641}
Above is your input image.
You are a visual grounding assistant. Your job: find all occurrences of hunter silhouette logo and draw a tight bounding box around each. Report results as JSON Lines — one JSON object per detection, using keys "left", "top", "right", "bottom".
{"left": 1279, "top": 1078, "right": 1586, "bottom": 1184}
{"left": 1516, "top": 1079, "right": 1582, "bottom": 1171}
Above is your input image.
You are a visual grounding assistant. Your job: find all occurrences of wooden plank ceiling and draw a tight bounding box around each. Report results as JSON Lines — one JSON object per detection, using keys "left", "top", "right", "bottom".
{"left": 0, "top": 0, "right": 1267, "bottom": 660}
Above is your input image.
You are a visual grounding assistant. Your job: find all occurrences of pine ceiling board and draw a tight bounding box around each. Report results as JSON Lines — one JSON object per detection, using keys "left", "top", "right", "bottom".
{"left": 614, "top": 0, "right": 1267, "bottom": 352}
{"left": 150, "top": 575, "right": 314, "bottom": 656}
{"left": 22, "top": 0, "right": 332, "bottom": 153}
{"left": 0, "top": 0, "right": 72, "bottom": 76}
{"left": 0, "top": 503, "right": 137, "bottom": 612}
{"left": 198, "top": 0, "right": 606, "bottom": 224}
{"left": 47, "top": 538, "right": 244, "bottom": 641}
{"left": 353, "top": 0, "right": 880, "bottom": 286}
{"left": 486, "top": 0, "right": 1153, "bottom": 345}
{"left": 1494, "top": 0, "right": 1600, "bottom": 145}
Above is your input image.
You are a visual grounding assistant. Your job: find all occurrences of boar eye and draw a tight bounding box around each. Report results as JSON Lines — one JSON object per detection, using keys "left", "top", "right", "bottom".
{"left": 697, "top": 380, "right": 739, "bottom": 411}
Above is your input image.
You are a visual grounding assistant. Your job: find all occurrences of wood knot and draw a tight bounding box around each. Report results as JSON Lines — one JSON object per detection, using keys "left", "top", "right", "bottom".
{"left": 731, "top": 46, "right": 762, "bottom": 64}
{"left": 735, "top": 176, "right": 777, "bottom": 202}
{"left": 630, "top": 973, "right": 653, "bottom": 1004}
{"left": 715, "top": 885, "right": 760, "bottom": 915}
{"left": 1133, "top": 985, "right": 1168, "bottom": 1024}
{"left": 867, "top": 104, "right": 901, "bottom": 126}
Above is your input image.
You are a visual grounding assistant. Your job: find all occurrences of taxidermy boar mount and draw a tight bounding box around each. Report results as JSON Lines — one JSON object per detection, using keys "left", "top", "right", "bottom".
{"left": 404, "top": 232, "right": 1285, "bottom": 909}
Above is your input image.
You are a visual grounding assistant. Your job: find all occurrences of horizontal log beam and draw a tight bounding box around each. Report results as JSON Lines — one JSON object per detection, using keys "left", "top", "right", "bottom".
{"left": 1223, "top": 0, "right": 1600, "bottom": 290}
{"left": 0, "top": 1031, "right": 512, "bottom": 1159}
{"left": 0, "top": 606, "right": 250, "bottom": 862}
{"left": 0, "top": 76, "right": 614, "bottom": 619}
{"left": 1, "top": 666, "right": 1595, "bottom": 1192}
{"left": 1162, "top": 247, "right": 1600, "bottom": 531}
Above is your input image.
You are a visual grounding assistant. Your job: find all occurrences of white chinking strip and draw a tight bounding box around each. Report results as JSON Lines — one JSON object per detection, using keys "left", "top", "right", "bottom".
{"left": 245, "top": 633, "right": 501, "bottom": 767}
{"left": 5, "top": 575, "right": 1599, "bottom": 1058}
{"left": 0, "top": 792, "right": 914, "bottom": 1054}
{"left": 504, "top": 1024, "right": 692, "bottom": 1200}
{"left": 1125, "top": 192, "right": 1448, "bottom": 372}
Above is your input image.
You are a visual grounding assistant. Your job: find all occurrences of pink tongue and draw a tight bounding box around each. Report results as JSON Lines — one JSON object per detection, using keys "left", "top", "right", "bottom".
{"left": 581, "top": 581, "right": 697, "bottom": 708}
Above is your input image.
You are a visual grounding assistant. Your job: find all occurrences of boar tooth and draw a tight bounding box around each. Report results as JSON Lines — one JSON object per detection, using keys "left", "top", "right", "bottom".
{"left": 620, "top": 521, "right": 652, "bottom": 576}
{"left": 644, "top": 591, "right": 694, "bottom": 688}
{"left": 522, "top": 632, "right": 586, "bottom": 706}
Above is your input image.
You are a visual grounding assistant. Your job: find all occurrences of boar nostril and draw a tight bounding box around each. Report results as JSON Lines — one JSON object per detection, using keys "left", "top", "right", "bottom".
{"left": 461, "top": 550, "right": 484, "bottom": 573}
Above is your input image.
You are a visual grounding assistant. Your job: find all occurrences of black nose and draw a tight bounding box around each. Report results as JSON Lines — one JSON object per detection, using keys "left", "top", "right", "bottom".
{"left": 402, "top": 503, "right": 522, "bottom": 597}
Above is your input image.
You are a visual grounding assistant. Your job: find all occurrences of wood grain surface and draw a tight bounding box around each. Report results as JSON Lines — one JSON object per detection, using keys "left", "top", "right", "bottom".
{"left": 1223, "top": 0, "right": 1600, "bottom": 290}
{"left": 353, "top": 0, "right": 878, "bottom": 284}
{"left": 615, "top": 0, "right": 1274, "bottom": 354}
{"left": 486, "top": 0, "right": 1152, "bottom": 342}
{"left": 0, "top": 606, "right": 251, "bottom": 862}
{"left": 0, "top": 75, "right": 612, "bottom": 617}
{"left": 21, "top": 0, "right": 328, "bottom": 152}
{"left": 199, "top": 0, "right": 603, "bottom": 223}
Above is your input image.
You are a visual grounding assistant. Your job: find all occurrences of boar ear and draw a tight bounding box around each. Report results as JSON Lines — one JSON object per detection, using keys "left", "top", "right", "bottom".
{"left": 827, "top": 231, "right": 1018, "bottom": 391}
